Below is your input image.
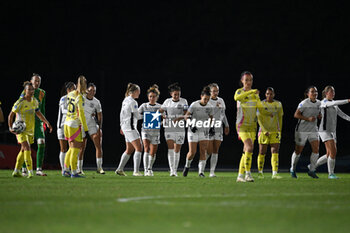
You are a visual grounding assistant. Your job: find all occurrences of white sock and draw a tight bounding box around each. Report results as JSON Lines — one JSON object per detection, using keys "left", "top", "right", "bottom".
{"left": 205, "top": 152, "right": 211, "bottom": 161}
{"left": 96, "top": 158, "right": 102, "bottom": 169}
{"left": 59, "top": 152, "right": 66, "bottom": 171}
{"left": 117, "top": 152, "right": 131, "bottom": 171}
{"left": 272, "top": 171, "right": 278, "bottom": 175}
{"left": 327, "top": 157, "right": 336, "bottom": 175}
{"left": 133, "top": 151, "right": 142, "bottom": 173}
{"left": 168, "top": 149, "right": 175, "bottom": 173}
{"left": 148, "top": 155, "right": 156, "bottom": 170}
{"left": 185, "top": 159, "right": 193, "bottom": 168}
{"left": 174, "top": 151, "right": 180, "bottom": 172}
{"left": 143, "top": 152, "right": 149, "bottom": 172}
{"left": 210, "top": 153, "right": 218, "bottom": 174}
{"left": 316, "top": 154, "right": 328, "bottom": 168}
{"left": 198, "top": 160, "right": 206, "bottom": 174}
{"left": 309, "top": 153, "right": 319, "bottom": 172}
{"left": 290, "top": 152, "right": 301, "bottom": 171}
{"left": 78, "top": 160, "right": 83, "bottom": 172}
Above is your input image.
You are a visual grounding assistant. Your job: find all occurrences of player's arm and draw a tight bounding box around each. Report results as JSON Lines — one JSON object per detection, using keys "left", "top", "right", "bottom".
{"left": 41, "top": 90, "right": 46, "bottom": 116}
{"left": 36, "top": 110, "right": 52, "bottom": 133}
{"left": 97, "top": 112, "right": 103, "bottom": 130}
{"left": 7, "top": 111, "right": 16, "bottom": 134}
{"left": 336, "top": 107, "right": 350, "bottom": 122}
{"left": 234, "top": 89, "right": 257, "bottom": 101}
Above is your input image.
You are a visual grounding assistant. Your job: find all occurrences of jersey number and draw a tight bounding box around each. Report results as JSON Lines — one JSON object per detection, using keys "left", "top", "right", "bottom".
{"left": 67, "top": 97, "right": 75, "bottom": 114}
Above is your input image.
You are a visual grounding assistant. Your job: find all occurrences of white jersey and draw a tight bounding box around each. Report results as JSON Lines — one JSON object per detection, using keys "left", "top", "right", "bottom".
{"left": 208, "top": 97, "right": 229, "bottom": 128}
{"left": 161, "top": 97, "right": 188, "bottom": 132}
{"left": 138, "top": 102, "right": 162, "bottom": 132}
{"left": 120, "top": 96, "right": 140, "bottom": 131}
{"left": 295, "top": 98, "right": 321, "bottom": 133}
{"left": 57, "top": 95, "right": 68, "bottom": 129}
{"left": 319, "top": 98, "right": 350, "bottom": 133}
{"left": 84, "top": 96, "right": 102, "bottom": 125}
{"left": 188, "top": 100, "right": 214, "bottom": 132}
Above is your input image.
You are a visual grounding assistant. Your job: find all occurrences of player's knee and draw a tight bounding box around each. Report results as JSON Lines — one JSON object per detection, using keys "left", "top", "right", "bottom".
{"left": 37, "top": 138, "right": 45, "bottom": 144}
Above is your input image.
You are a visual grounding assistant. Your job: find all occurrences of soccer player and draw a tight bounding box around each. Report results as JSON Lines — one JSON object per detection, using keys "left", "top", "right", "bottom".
{"left": 234, "top": 71, "right": 259, "bottom": 182}
{"left": 63, "top": 76, "right": 89, "bottom": 178}
{"left": 314, "top": 86, "right": 350, "bottom": 179}
{"left": 159, "top": 83, "right": 188, "bottom": 176}
{"left": 183, "top": 86, "right": 213, "bottom": 177}
{"left": 57, "top": 82, "right": 76, "bottom": 173}
{"left": 290, "top": 86, "right": 321, "bottom": 179}
{"left": 78, "top": 83, "right": 105, "bottom": 174}
{"left": 207, "top": 83, "right": 230, "bottom": 177}
{"left": 256, "top": 87, "right": 283, "bottom": 179}
{"left": 138, "top": 84, "right": 162, "bottom": 176}
{"left": 116, "top": 83, "right": 143, "bottom": 176}
{"left": 9, "top": 81, "right": 52, "bottom": 178}
{"left": 21, "top": 74, "right": 47, "bottom": 176}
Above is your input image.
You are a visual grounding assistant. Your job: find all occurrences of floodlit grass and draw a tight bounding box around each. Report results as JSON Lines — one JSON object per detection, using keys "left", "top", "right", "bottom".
{"left": 1, "top": 170, "right": 350, "bottom": 233}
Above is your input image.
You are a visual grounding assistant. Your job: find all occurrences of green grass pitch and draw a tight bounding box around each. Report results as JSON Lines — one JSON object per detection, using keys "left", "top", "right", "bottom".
{"left": 1, "top": 170, "right": 350, "bottom": 233}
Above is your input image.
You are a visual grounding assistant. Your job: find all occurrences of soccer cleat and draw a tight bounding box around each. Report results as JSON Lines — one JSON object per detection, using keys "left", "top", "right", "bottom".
{"left": 290, "top": 170, "right": 297, "bottom": 178}
{"left": 27, "top": 172, "right": 34, "bottom": 179}
{"left": 62, "top": 170, "right": 71, "bottom": 177}
{"left": 272, "top": 174, "right": 283, "bottom": 179}
{"left": 307, "top": 170, "right": 319, "bottom": 179}
{"left": 12, "top": 171, "right": 23, "bottom": 177}
{"left": 328, "top": 174, "right": 339, "bottom": 179}
{"left": 77, "top": 170, "right": 85, "bottom": 175}
{"left": 132, "top": 172, "right": 143, "bottom": 176}
{"left": 36, "top": 170, "right": 47, "bottom": 176}
{"left": 22, "top": 169, "right": 28, "bottom": 177}
{"left": 199, "top": 173, "right": 205, "bottom": 178}
{"left": 182, "top": 167, "right": 189, "bottom": 177}
{"left": 97, "top": 168, "right": 105, "bottom": 174}
{"left": 147, "top": 170, "right": 154, "bottom": 176}
{"left": 209, "top": 173, "right": 216, "bottom": 178}
{"left": 258, "top": 173, "right": 264, "bottom": 179}
{"left": 173, "top": 171, "right": 178, "bottom": 177}
{"left": 236, "top": 176, "right": 246, "bottom": 183}
{"left": 71, "top": 173, "right": 85, "bottom": 178}
{"left": 115, "top": 170, "right": 127, "bottom": 176}
{"left": 245, "top": 174, "right": 254, "bottom": 182}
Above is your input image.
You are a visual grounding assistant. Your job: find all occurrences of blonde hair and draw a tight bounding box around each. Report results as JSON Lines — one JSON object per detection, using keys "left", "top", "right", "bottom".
{"left": 147, "top": 84, "right": 160, "bottom": 96}
{"left": 125, "top": 83, "right": 140, "bottom": 97}
{"left": 76, "top": 75, "right": 87, "bottom": 94}
{"left": 322, "top": 85, "right": 334, "bottom": 98}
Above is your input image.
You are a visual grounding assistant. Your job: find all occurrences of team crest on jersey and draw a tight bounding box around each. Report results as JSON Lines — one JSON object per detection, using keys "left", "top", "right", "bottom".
{"left": 143, "top": 111, "right": 161, "bottom": 129}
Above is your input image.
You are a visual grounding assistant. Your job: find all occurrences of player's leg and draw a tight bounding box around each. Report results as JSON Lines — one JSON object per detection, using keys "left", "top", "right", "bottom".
{"left": 198, "top": 140, "right": 208, "bottom": 177}
{"left": 35, "top": 122, "right": 46, "bottom": 176}
{"left": 207, "top": 139, "right": 213, "bottom": 161}
{"left": 58, "top": 139, "right": 68, "bottom": 173}
{"left": 69, "top": 139, "right": 84, "bottom": 177}
{"left": 183, "top": 141, "right": 197, "bottom": 177}
{"left": 307, "top": 139, "right": 319, "bottom": 178}
{"left": 291, "top": 132, "right": 306, "bottom": 178}
{"left": 325, "top": 139, "right": 338, "bottom": 178}
{"left": 77, "top": 137, "right": 88, "bottom": 174}
{"left": 91, "top": 131, "right": 104, "bottom": 174}
{"left": 209, "top": 140, "right": 221, "bottom": 177}
{"left": 147, "top": 143, "right": 158, "bottom": 176}
{"left": 166, "top": 137, "right": 175, "bottom": 176}
{"left": 142, "top": 138, "right": 150, "bottom": 175}
{"left": 257, "top": 143, "right": 267, "bottom": 178}
{"left": 173, "top": 142, "right": 183, "bottom": 176}
{"left": 270, "top": 143, "right": 282, "bottom": 179}
{"left": 21, "top": 138, "right": 34, "bottom": 178}
{"left": 116, "top": 141, "right": 134, "bottom": 176}
{"left": 243, "top": 138, "right": 254, "bottom": 182}
{"left": 131, "top": 137, "right": 143, "bottom": 176}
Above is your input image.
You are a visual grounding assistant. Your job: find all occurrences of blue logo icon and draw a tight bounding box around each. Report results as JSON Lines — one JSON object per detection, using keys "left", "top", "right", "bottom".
{"left": 143, "top": 111, "right": 161, "bottom": 129}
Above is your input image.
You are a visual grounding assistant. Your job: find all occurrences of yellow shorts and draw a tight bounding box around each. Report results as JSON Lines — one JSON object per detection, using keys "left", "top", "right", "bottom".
{"left": 16, "top": 133, "right": 34, "bottom": 144}
{"left": 64, "top": 125, "right": 83, "bottom": 142}
{"left": 237, "top": 127, "right": 257, "bottom": 142}
{"left": 258, "top": 132, "right": 281, "bottom": 145}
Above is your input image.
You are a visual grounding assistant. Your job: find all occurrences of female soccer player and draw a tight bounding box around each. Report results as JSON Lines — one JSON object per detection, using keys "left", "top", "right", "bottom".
{"left": 116, "top": 83, "right": 143, "bottom": 176}
{"left": 63, "top": 76, "right": 89, "bottom": 178}
{"left": 9, "top": 81, "right": 52, "bottom": 178}
{"left": 256, "top": 87, "right": 283, "bottom": 179}
{"left": 138, "top": 84, "right": 162, "bottom": 176}
{"left": 159, "top": 83, "right": 188, "bottom": 176}
{"left": 183, "top": 86, "right": 213, "bottom": 177}
{"left": 314, "top": 86, "right": 350, "bottom": 179}
{"left": 290, "top": 86, "right": 321, "bottom": 179}
{"left": 234, "top": 71, "right": 259, "bottom": 182}
{"left": 78, "top": 83, "right": 104, "bottom": 175}
{"left": 57, "top": 82, "right": 76, "bottom": 173}
{"left": 207, "top": 83, "right": 230, "bottom": 177}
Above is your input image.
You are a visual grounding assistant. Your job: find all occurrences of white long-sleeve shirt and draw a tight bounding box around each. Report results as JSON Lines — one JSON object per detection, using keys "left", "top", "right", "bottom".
{"left": 319, "top": 98, "right": 350, "bottom": 133}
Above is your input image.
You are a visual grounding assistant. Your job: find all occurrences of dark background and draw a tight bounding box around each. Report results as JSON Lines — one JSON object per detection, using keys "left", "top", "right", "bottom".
{"left": 1, "top": 1, "right": 350, "bottom": 171}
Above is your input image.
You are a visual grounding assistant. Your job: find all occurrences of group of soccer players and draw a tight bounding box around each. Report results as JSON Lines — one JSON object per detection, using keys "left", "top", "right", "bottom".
{"left": 7, "top": 72, "right": 350, "bottom": 180}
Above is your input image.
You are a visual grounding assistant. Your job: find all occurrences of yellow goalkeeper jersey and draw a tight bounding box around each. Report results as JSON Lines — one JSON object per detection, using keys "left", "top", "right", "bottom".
{"left": 64, "top": 90, "right": 88, "bottom": 131}
{"left": 11, "top": 97, "right": 39, "bottom": 136}
{"left": 257, "top": 99, "right": 283, "bottom": 133}
{"left": 234, "top": 88, "right": 259, "bottom": 130}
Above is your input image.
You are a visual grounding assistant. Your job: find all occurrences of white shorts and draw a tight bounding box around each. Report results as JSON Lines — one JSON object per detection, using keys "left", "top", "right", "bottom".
{"left": 319, "top": 132, "right": 337, "bottom": 143}
{"left": 188, "top": 130, "right": 209, "bottom": 143}
{"left": 124, "top": 130, "right": 141, "bottom": 143}
{"left": 209, "top": 127, "right": 223, "bottom": 141}
{"left": 295, "top": 131, "right": 319, "bottom": 146}
{"left": 164, "top": 131, "right": 185, "bottom": 145}
{"left": 86, "top": 122, "right": 99, "bottom": 136}
{"left": 57, "top": 128, "right": 65, "bottom": 140}
{"left": 141, "top": 130, "right": 160, "bottom": 145}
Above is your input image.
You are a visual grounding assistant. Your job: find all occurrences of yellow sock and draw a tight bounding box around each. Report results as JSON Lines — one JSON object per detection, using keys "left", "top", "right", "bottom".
{"left": 15, "top": 151, "right": 24, "bottom": 170}
{"left": 271, "top": 153, "right": 279, "bottom": 172}
{"left": 70, "top": 148, "right": 80, "bottom": 173}
{"left": 238, "top": 153, "right": 245, "bottom": 175}
{"left": 64, "top": 149, "right": 72, "bottom": 170}
{"left": 244, "top": 152, "right": 253, "bottom": 172}
{"left": 257, "top": 154, "right": 265, "bottom": 172}
{"left": 23, "top": 150, "right": 33, "bottom": 171}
